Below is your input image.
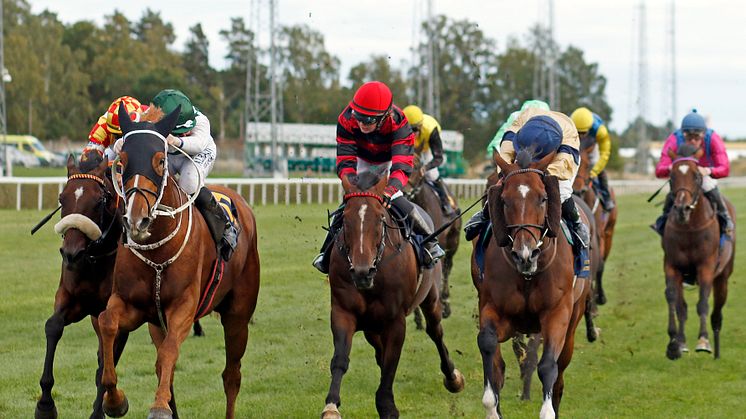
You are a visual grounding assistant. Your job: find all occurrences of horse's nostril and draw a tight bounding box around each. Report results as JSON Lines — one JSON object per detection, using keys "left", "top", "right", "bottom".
{"left": 139, "top": 217, "right": 152, "bottom": 231}
{"left": 531, "top": 248, "right": 541, "bottom": 259}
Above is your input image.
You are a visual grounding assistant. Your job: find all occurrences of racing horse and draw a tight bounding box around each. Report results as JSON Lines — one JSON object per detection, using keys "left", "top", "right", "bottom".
{"left": 98, "top": 104, "right": 260, "bottom": 419}
{"left": 321, "top": 170, "right": 464, "bottom": 419}
{"left": 572, "top": 136, "right": 617, "bottom": 305}
{"left": 472, "top": 149, "right": 590, "bottom": 418}
{"left": 403, "top": 155, "right": 461, "bottom": 323}
{"left": 661, "top": 144, "right": 734, "bottom": 360}
{"left": 34, "top": 152, "right": 126, "bottom": 419}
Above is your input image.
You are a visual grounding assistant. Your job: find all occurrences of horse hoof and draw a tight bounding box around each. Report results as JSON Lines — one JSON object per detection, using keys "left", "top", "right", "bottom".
{"left": 34, "top": 403, "right": 58, "bottom": 419}
{"left": 596, "top": 293, "right": 607, "bottom": 305}
{"left": 321, "top": 403, "right": 341, "bottom": 419}
{"left": 444, "top": 368, "right": 465, "bottom": 393}
{"left": 442, "top": 302, "right": 451, "bottom": 319}
{"left": 102, "top": 392, "right": 129, "bottom": 418}
{"left": 147, "top": 406, "right": 173, "bottom": 419}
{"left": 695, "top": 338, "right": 712, "bottom": 353}
{"left": 666, "top": 341, "right": 682, "bottom": 360}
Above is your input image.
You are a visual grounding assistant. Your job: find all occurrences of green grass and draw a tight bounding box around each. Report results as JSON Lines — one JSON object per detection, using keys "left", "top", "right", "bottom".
{"left": 1, "top": 191, "right": 745, "bottom": 418}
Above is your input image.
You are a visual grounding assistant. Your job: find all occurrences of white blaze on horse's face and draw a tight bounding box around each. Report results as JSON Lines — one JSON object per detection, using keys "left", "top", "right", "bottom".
{"left": 74, "top": 186, "right": 84, "bottom": 203}
{"left": 358, "top": 204, "right": 367, "bottom": 254}
{"left": 678, "top": 165, "right": 690, "bottom": 175}
{"left": 517, "top": 184, "right": 530, "bottom": 199}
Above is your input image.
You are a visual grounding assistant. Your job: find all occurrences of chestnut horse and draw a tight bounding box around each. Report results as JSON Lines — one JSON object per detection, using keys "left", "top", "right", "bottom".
{"left": 35, "top": 152, "right": 126, "bottom": 419}
{"left": 98, "top": 105, "right": 260, "bottom": 419}
{"left": 662, "top": 145, "right": 735, "bottom": 360}
{"left": 403, "top": 156, "right": 461, "bottom": 322}
{"left": 321, "top": 170, "right": 464, "bottom": 419}
{"left": 572, "top": 137, "right": 617, "bottom": 305}
{"left": 472, "top": 150, "right": 590, "bottom": 418}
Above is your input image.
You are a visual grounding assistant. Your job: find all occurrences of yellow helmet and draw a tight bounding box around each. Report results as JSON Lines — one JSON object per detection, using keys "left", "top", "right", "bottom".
{"left": 570, "top": 107, "right": 594, "bottom": 132}
{"left": 403, "top": 105, "right": 424, "bottom": 127}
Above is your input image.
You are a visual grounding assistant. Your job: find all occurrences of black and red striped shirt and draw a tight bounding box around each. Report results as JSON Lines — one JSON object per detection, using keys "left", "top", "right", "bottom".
{"left": 336, "top": 105, "right": 414, "bottom": 192}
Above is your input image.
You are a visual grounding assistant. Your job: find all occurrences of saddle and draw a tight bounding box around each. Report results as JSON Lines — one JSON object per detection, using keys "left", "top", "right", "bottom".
{"left": 388, "top": 204, "right": 437, "bottom": 270}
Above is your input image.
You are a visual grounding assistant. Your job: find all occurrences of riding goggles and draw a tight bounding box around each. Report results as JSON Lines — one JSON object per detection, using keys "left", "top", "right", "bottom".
{"left": 352, "top": 110, "right": 385, "bottom": 126}
{"left": 683, "top": 129, "right": 705, "bottom": 137}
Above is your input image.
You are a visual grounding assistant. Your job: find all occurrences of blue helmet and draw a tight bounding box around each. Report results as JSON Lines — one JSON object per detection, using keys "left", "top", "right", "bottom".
{"left": 681, "top": 109, "right": 706, "bottom": 131}
{"left": 515, "top": 115, "right": 562, "bottom": 160}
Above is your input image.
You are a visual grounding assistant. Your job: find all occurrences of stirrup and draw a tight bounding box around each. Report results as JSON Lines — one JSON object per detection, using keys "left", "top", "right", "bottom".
{"left": 312, "top": 253, "right": 328, "bottom": 274}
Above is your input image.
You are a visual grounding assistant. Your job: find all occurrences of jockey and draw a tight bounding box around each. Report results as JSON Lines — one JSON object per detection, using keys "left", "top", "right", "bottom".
{"left": 116, "top": 89, "right": 237, "bottom": 261}
{"left": 570, "top": 107, "right": 615, "bottom": 210}
{"left": 466, "top": 108, "right": 590, "bottom": 259}
{"left": 83, "top": 96, "right": 147, "bottom": 162}
{"left": 486, "top": 99, "right": 550, "bottom": 157}
{"left": 402, "top": 104, "right": 455, "bottom": 216}
{"left": 312, "top": 81, "right": 446, "bottom": 274}
{"left": 651, "top": 109, "right": 733, "bottom": 237}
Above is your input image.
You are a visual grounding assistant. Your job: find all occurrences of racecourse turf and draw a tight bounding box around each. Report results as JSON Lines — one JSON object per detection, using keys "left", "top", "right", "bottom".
{"left": 1, "top": 190, "right": 745, "bottom": 418}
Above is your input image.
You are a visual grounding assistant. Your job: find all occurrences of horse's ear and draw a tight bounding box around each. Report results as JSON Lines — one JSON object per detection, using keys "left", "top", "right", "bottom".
{"left": 487, "top": 184, "right": 511, "bottom": 247}
{"left": 534, "top": 151, "right": 557, "bottom": 172}
{"left": 118, "top": 101, "right": 135, "bottom": 134}
{"left": 94, "top": 155, "right": 108, "bottom": 176}
{"left": 493, "top": 151, "right": 511, "bottom": 174}
{"left": 544, "top": 175, "right": 562, "bottom": 237}
{"left": 340, "top": 173, "right": 354, "bottom": 193}
{"left": 154, "top": 104, "right": 181, "bottom": 138}
{"left": 66, "top": 154, "right": 79, "bottom": 176}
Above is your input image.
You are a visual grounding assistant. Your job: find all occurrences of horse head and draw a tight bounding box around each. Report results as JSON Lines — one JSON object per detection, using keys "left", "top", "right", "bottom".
{"left": 572, "top": 136, "right": 595, "bottom": 195}
{"left": 402, "top": 154, "right": 424, "bottom": 198}
{"left": 116, "top": 101, "right": 180, "bottom": 242}
{"left": 490, "top": 149, "right": 561, "bottom": 276}
{"left": 339, "top": 167, "right": 389, "bottom": 290}
{"left": 668, "top": 143, "right": 704, "bottom": 225}
{"left": 55, "top": 151, "right": 117, "bottom": 268}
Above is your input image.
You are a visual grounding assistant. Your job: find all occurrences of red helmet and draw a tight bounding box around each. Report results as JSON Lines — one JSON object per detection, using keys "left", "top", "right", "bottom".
{"left": 350, "top": 81, "right": 393, "bottom": 116}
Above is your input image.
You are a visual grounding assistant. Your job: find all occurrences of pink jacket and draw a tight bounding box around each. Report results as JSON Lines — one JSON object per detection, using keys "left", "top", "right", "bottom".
{"left": 655, "top": 131, "right": 729, "bottom": 179}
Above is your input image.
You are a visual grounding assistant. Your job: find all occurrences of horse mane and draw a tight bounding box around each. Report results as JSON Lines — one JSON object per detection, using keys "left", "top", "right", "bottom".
{"left": 78, "top": 150, "right": 105, "bottom": 173}
{"left": 141, "top": 106, "right": 165, "bottom": 123}
{"left": 352, "top": 170, "right": 382, "bottom": 191}
{"left": 677, "top": 143, "right": 699, "bottom": 158}
{"left": 515, "top": 149, "right": 533, "bottom": 169}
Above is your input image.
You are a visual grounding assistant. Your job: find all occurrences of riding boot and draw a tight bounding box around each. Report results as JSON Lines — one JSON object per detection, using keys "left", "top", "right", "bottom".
{"left": 561, "top": 198, "right": 590, "bottom": 250}
{"left": 433, "top": 177, "right": 456, "bottom": 216}
{"left": 195, "top": 187, "right": 238, "bottom": 261}
{"left": 704, "top": 187, "right": 734, "bottom": 236}
{"left": 312, "top": 205, "right": 344, "bottom": 274}
{"left": 596, "top": 171, "right": 615, "bottom": 211}
{"left": 650, "top": 192, "right": 674, "bottom": 236}
{"left": 464, "top": 204, "right": 489, "bottom": 241}
{"left": 407, "top": 206, "right": 446, "bottom": 266}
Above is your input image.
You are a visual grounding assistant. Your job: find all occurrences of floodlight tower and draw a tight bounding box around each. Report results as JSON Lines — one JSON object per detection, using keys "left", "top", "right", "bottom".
{"left": 0, "top": 0, "right": 10, "bottom": 177}
{"left": 424, "top": 0, "right": 440, "bottom": 119}
{"left": 533, "top": 0, "right": 559, "bottom": 109}
{"left": 634, "top": 1, "right": 650, "bottom": 174}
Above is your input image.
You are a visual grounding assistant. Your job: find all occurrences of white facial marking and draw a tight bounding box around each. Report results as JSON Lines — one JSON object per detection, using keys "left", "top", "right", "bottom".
{"left": 358, "top": 204, "right": 368, "bottom": 253}
{"left": 518, "top": 184, "right": 530, "bottom": 198}
{"left": 678, "top": 165, "right": 690, "bottom": 175}
{"left": 521, "top": 244, "right": 531, "bottom": 260}
{"left": 74, "top": 186, "right": 84, "bottom": 202}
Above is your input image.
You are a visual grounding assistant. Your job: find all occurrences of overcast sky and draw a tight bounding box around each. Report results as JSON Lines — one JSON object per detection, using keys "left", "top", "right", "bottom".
{"left": 30, "top": 0, "right": 746, "bottom": 138}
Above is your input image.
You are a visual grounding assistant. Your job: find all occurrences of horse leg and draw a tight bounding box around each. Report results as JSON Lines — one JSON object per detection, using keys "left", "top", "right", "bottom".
{"left": 99, "top": 294, "right": 136, "bottom": 418}
{"left": 148, "top": 324, "right": 180, "bottom": 419}
{"left": 192, "top": 320, "right": 205, "bottom": 337}
{"left": 219, "top": 310, "right": 251, "bottom": 419}
{"left": 91, "top": 317, "right": 130, "bottom": 419}
{"left": 512, "top": 333, "right": 540, "bottom": 401}
{"left": 537, "top": 303, "right": 572, "bottom": 419}
{"left": 322, "top": 309, "right": 356, "bottom": 419}
{"left": 664, "top": 265, "right": 685, "bottom": 360}
{"left": 440, "top": 250, "right": 455, "bottom": 318}
{"left": 35, "top": 292, "right": 80, "bottom": 419}
{"left": 695, "top": 268, "right": 715, "bottom": 354}
{"left": 584, "top": 292, "right": 598, "bottom": 343}
{"left": 375, "top": 317, "right": 406, "bottom": 419}
{"left": 364, "top": 331, "right": 384, "bottom": 368}
{"left": 419, "top": 283, "right": 464, "bottom": 393}
{"left": 711, "top": 273, "right": 729, "bottom": 359}
{"left": 595, "top": 258, "right": 607, "bottom": 305}
{"left": 551, "top": 290, "right": 586, "bottom": 418}
{"left": 478, "top": 307, "right": 506, "bottom": 419}
{"left": 413, "top": 307, "right": 425, "bottom": 330}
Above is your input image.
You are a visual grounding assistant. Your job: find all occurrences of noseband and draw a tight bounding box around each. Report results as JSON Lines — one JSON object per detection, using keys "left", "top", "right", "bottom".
{"left": 64, "top": 173, "right": 119, "bottom": 262}
{"left": 670, "top": 158, "right": 703, "bottom": 211}
{"left": 338, "top": 192, "right": 388, "bottom": 272}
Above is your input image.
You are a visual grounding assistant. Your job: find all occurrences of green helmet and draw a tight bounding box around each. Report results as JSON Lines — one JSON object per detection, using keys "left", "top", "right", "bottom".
{"left": 152, "top": 89, "right": 196, "bottom": 134}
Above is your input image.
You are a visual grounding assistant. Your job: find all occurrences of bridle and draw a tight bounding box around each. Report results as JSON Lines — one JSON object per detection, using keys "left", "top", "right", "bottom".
{"left": 670, "top": 157, "right": 703, "bottom": 212}
{"left": 337, "top": 192, "right": 388, "bottom": 273}
{"left": 499, "top": 168, "right": 551, "bottom": 247}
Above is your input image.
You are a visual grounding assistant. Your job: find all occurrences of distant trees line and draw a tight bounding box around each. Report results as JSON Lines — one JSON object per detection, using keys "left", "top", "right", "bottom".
{"left": 4, "top": 0, "right": 666, "bottom": 163}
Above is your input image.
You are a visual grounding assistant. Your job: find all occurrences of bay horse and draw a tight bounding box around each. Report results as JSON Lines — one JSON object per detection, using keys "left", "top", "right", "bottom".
{"left": 403, "top": 156, "right": 461, "bottom": 323}
{"left": 572, "top": 137, "right": 618, "bottom": 305}
{"left": 472, "top": 150, "right": 590, "bottom": 418}
{"left": 321, "top": 170, "right": 464, "bottom": 419}
{"left": 662, "top": 144, "right": 735, "bottom": 360}
{"left": 98, "top": 104, "right": 260, "bottom": 419}
{"left": 35, "top": 152, "right": 126, "bottom": 419}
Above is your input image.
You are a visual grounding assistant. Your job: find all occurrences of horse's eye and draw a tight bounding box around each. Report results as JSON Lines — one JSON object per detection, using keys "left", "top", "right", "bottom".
{"left": 541, "top": 195, "right": 548, "bottom": 203}
{"left": 159, "top": 158, "right": 166, "bottom": 167}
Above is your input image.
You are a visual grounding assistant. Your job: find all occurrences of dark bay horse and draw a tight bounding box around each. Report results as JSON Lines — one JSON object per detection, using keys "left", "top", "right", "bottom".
{"left": 662, "top": 145, "right": 734, "bottom": 360}
{"left": 403, "top": 157, "right": 461, "bottom": 322}
{"left": 98, "top": 104, "right": 260, "bottom": 419}
{"left": 35, "top": 152, "right": 125, "bottom": 419}
{"left": 321, "top": 170, "right": 464, "bottom": 419}
{"left": 472, "top": 150, "right": 590, "bottom": 418}
{"left": 572, "top": 137, "right": 618, "bottom": 305}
